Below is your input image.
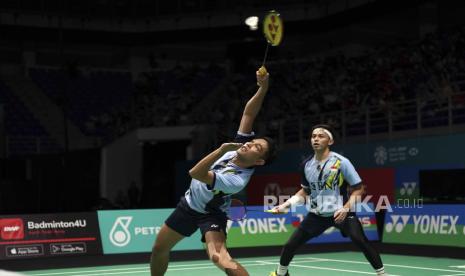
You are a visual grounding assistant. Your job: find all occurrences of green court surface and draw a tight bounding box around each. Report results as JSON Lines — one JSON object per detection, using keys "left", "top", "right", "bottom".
{"left": 22, "top": 252, "right": 465, "bottom": 276}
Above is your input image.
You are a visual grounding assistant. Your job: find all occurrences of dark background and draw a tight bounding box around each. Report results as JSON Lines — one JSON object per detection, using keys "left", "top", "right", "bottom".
{"left": 0, "top": 0, "right": 465, "bottom": 214}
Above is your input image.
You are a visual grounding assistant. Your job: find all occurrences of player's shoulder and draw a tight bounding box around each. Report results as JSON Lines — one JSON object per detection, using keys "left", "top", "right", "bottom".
{"left": 300, "top": 154, "right": 314, "bottom": 167}
{"left": 330, "top": 151, "right": 352, "bottom": 164}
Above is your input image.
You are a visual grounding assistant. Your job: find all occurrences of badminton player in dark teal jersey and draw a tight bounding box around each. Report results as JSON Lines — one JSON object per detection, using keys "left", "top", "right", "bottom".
{"left": 269, "top": 125, "right": 386, "bottom": 276}
{"left": 151, "top": 68, "right": 277, "bottom": 276}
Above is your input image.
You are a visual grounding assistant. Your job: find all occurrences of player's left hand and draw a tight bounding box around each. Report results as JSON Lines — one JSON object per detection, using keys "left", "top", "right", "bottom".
{"left": 220, "top": 142, "right": 243, "bottom": 153}
{"left": 334, "top": 207, "right": 349, "bottom": 224}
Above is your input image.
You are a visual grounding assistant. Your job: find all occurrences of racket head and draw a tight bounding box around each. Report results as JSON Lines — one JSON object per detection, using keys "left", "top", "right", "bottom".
{"left": 228, "top": 198, "right": 247, "bottom": 221}
{"left": 263, "top": 10, "right": 284, "bottom": 46}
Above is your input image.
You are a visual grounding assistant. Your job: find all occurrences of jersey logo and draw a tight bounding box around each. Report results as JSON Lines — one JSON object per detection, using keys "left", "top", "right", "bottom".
{"left": 324, "top": 159, "right": 341, "bottom": 190}
{"left": 223, "top": 169, "right": 240, "bottom": 175}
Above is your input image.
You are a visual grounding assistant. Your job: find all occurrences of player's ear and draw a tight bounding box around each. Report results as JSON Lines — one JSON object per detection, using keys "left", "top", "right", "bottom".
{"left": 328, "top": 139, "right": 334, "bottom": 146}
{"left": 255, "top": 159, "right": 265, "bottom": 166}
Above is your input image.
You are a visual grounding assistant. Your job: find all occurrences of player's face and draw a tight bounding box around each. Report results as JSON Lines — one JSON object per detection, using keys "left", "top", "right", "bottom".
{"left": 236, "top": 138, "right": 269, "bottom": 166}
{"left": 310, "top": 128, "right": 333, "bottom": 151}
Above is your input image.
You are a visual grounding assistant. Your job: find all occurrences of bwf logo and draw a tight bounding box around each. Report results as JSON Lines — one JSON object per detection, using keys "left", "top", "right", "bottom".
{"left": 385, "top": 215, "right": 410, "bottom": 233}
{"left": 0, "top": 218, "right": 24, "bottom": 240}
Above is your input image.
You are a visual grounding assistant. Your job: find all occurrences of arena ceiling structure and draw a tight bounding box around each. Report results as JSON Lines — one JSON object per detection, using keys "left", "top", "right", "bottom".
{"left": 0, "top": 0, "right": 427, "bottom": 45}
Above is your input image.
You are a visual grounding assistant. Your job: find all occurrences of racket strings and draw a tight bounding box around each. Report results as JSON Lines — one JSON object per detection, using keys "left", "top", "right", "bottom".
{"left": 229, "top": 199, "right": 247, "bottom": 221}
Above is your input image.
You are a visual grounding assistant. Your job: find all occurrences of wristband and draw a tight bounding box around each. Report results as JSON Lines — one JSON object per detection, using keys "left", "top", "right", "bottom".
{"left": 287, "top": 195, "right": 305, "bottom": 206}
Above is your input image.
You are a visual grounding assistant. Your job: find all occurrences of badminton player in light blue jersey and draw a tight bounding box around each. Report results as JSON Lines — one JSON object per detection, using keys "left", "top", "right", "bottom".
{"left": 269, "top": 124, "right": 385, "bottom": 276}
{"left": 151, "top": 68, "right": 277, "bottom": 276}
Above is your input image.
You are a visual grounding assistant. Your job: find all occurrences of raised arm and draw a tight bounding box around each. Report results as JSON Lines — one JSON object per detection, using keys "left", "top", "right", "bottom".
{"left": 237, "top": 69, "right": 270, "bottom": 134}
{"left": 188, "top": 143, "right": 243, "bottom": 185}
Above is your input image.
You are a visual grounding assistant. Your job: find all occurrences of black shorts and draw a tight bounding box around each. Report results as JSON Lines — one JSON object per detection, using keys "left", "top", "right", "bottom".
{"left": 165, "top": 198, "right": 228, "bottom": 243}
{"left": 299, "top": 212, "right": 358, "bottom": 238}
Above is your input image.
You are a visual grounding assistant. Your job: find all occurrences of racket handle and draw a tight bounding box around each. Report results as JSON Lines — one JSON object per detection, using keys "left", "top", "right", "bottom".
{"left": 258, "top": 66, "right": 267, "bottom": 76}
{"left": 265, "top": 209, "right": 288, "bottom": 214}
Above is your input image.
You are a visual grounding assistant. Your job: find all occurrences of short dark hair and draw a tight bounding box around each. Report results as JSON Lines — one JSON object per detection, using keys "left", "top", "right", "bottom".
{"left": 310, "top": 124, "right": 336, "bottom": 142}
{"left": 259, "top": 136, "right": 278, "bottom": 165}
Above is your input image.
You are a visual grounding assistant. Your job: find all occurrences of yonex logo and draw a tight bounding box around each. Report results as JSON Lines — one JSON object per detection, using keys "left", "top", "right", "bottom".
{"left": 385, "top": 215, "right": 410, "bottom": 233}
{"left": 400, "top": 182, "right": 417, "bottom": 196}
{"left": 236, "top": 218, "right": 287, "bottom": 234}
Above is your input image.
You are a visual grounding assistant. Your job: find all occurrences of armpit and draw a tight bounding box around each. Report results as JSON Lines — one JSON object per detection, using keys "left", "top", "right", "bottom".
{"left": 347, "top": 182, "right": 365, "bottom": 194}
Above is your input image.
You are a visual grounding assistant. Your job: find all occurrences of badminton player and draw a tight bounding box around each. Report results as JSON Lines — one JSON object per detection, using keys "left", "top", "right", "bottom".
{"left": 269, "top": 124, "right": 386, "bottom": 276}
{"left": 151, "top": 68, "right": 277, "bottom": 276}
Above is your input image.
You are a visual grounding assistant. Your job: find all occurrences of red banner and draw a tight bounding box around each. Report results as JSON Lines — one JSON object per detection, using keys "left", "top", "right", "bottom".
{"left": 358, "top": 168, "right": 395, "bottom": 203}
{"left": 247, "top": 173, "right": 301, "bottom": 205}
